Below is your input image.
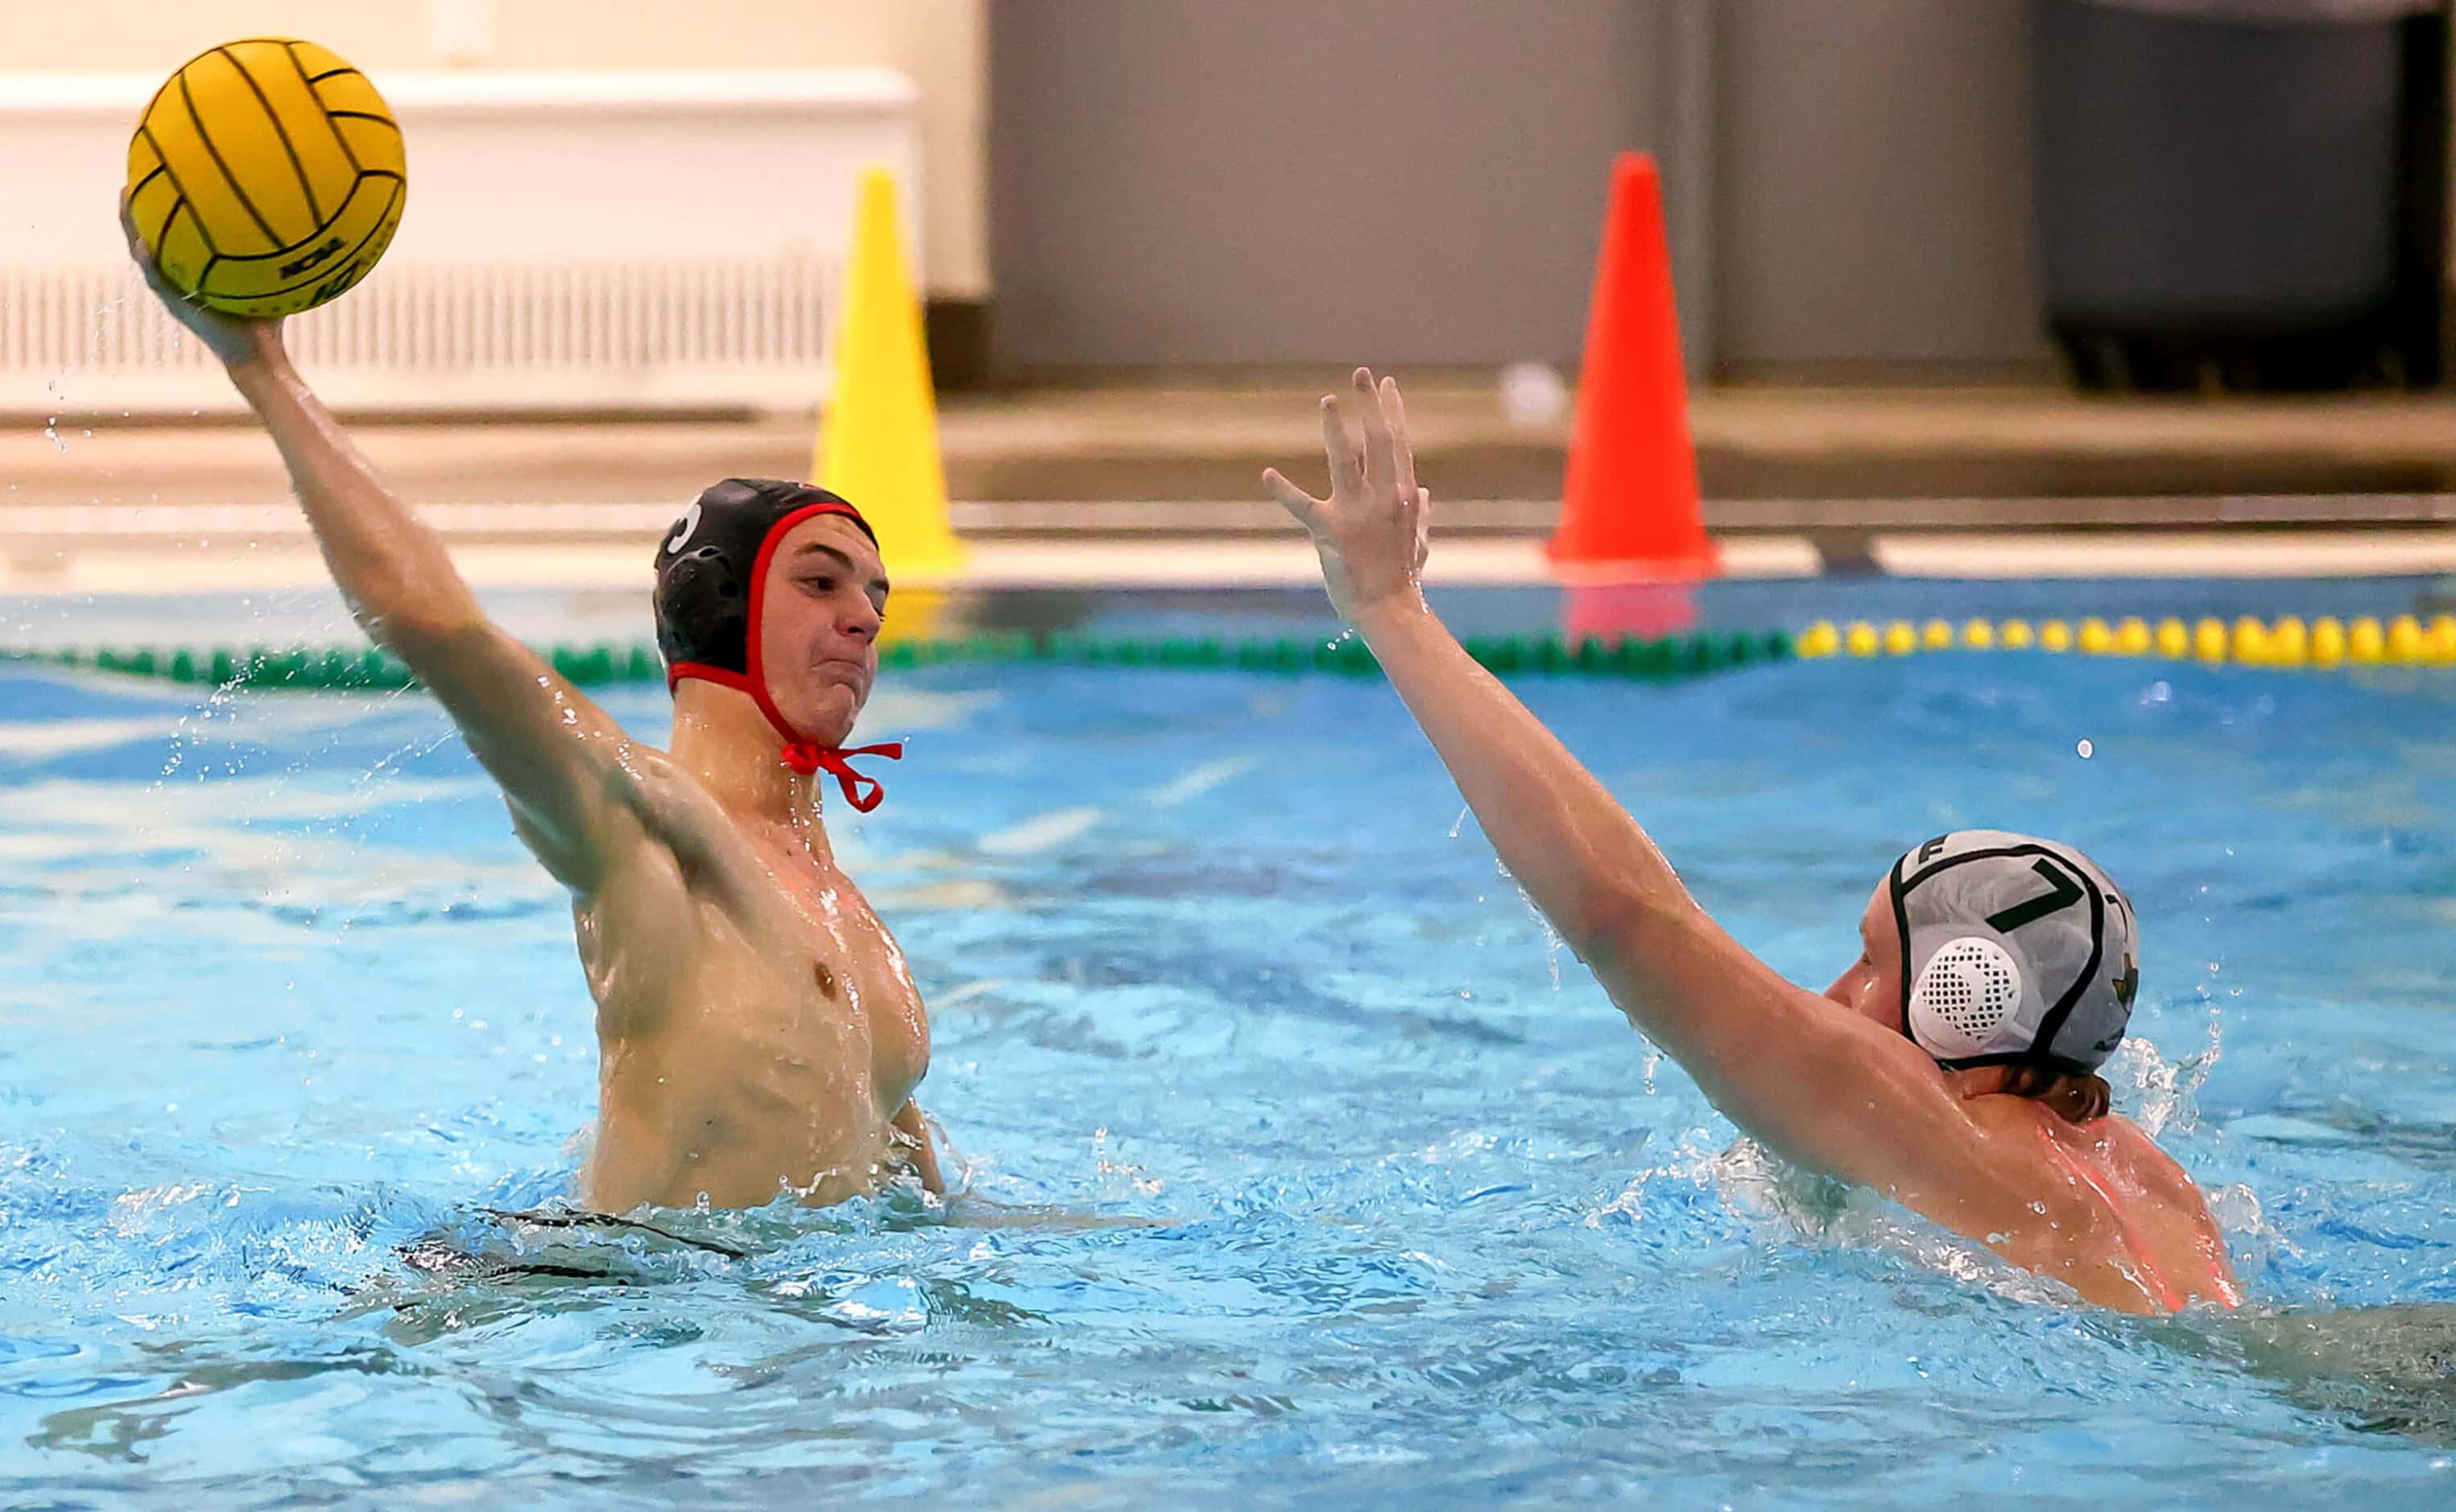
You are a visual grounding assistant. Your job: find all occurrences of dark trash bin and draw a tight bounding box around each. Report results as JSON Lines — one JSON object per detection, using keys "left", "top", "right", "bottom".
{"left": 2035, "top": 0, "right": 2447, "bottom": 390}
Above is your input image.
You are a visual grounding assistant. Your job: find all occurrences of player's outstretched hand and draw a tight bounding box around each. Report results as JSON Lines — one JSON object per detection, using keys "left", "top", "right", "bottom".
{"left": 1265, "top": 366, "right": 1432, "bottom": 620}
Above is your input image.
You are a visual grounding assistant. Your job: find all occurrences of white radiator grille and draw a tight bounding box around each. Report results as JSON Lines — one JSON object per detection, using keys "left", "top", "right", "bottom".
{"left": 5, "top": 256, "right": 834, "bottom": 415}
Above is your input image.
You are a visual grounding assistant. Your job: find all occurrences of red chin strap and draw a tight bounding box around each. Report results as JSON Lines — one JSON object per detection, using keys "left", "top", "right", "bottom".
{"left": 667, "top": 499, "right": 903, "bottom": 812}
{"left": 669, "top": 660, "right": 903, "bottom": 812}
{"left": 779, "top": 738, "right": 903, "bottom": 812}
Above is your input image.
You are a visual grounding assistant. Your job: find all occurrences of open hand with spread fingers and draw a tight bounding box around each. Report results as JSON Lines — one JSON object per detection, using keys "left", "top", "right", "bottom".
{"left": 1264, "top": 367, "right": 1433, "bottom": 621}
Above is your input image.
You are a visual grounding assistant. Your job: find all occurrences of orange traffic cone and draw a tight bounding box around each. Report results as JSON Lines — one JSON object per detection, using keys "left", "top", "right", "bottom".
{"left": 1546, "top": 153, "right": 1717, "bottom": 583}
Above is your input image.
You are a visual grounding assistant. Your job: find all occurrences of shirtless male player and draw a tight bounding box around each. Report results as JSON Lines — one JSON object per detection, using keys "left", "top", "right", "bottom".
{"left": 1267, "top": 370, "right": 2240, "bottom": 1314}
{"left": 126, "top": 205, "right": 939, "bottom": 1212}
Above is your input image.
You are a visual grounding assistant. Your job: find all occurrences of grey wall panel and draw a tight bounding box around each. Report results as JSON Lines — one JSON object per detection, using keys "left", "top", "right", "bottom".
{"left": 1714, "top": 0, "right": 2053, "bottom": 372}
{"left": 990, "top": 0, "right": 1670, "bottom": 370}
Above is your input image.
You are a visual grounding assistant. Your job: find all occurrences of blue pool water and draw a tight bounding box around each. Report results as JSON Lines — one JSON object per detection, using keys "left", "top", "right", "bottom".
{"left": 6, "top": 581, "right": 2456, "bottom": 1506}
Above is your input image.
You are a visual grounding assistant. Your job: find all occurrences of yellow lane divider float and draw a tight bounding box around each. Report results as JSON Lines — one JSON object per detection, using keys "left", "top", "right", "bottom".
{"left": 1798, "top": 615, "right": 2456, "bottom": 668}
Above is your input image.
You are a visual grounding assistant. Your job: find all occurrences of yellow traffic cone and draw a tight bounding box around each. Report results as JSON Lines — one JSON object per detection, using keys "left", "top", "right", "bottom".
{"left": 816, "top": 167, "right": 965, "bottom": 580}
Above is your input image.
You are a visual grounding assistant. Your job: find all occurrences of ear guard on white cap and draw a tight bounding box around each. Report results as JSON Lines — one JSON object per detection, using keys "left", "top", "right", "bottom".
{"left": 1908, "top": 936, "right": 2024, "bottom": 1060}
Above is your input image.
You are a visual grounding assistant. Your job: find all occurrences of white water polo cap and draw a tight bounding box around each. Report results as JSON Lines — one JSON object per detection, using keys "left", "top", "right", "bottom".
{"left": 1887, "top": 830, "right": 2140, "bottom": 1074}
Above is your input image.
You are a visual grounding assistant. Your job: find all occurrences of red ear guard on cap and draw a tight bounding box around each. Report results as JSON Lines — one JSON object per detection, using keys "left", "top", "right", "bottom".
{"left": 655, "top": 481, "right": 901, "bottom": 811}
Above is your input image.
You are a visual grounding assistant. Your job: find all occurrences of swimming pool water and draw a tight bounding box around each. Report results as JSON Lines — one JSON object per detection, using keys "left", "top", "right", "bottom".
{"left": 6, "top": 583, "right": 2456, "bottom": 1506}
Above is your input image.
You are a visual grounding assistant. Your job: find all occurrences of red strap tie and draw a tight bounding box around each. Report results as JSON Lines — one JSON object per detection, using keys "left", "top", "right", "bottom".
{"left": 781, "top": 740, "right": 904, "bottom": 812}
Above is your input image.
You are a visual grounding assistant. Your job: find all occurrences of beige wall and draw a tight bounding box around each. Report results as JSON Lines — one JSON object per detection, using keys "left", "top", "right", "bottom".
{"left": 990, "top": 0, "right": 1672, "bottom": 370}
{"left": 989, "top": 0, "right": 2053, "bottom": 374}
{"left": 1714, "top": 0, "right": 2049, "bottom": 374}
{"left": 14, "top": 0, "right": 988, "bottom": 296}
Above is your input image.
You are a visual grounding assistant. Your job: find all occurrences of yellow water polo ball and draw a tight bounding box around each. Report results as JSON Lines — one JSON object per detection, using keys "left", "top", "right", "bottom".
{"left": 126, "top": 39, "right": 406, "bottom": 317}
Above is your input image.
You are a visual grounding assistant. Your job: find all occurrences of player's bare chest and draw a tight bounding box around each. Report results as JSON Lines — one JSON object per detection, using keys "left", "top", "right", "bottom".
{"left": 738, "top": 841, "right": 928, "bottom": 1081}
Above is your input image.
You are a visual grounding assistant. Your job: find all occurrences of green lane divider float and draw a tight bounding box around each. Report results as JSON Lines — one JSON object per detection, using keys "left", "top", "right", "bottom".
{"left": 0, "top": 629, "right": 1797, "bottom": 692}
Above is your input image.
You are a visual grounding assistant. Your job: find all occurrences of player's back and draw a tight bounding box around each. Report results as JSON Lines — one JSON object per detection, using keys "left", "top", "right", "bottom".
{"left": 1961, "top": 1094, "right": 2242, "bottom": 1313}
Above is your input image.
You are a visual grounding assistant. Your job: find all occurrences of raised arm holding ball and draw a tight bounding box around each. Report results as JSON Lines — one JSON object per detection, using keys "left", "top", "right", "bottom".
{"left": 1267, "top": 370, "right": 2239, "bottom": 1313}
{"left": 119, "top": 40, "right": 941, "bottom": 1212}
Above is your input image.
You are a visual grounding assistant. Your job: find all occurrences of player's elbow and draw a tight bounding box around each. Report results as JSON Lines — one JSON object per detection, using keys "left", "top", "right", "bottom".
{"left": 1563, "top": 881, "right": 1696, "bottom": 978}
{"left": 372, "top": 602, "right": 486, "bottom": 659}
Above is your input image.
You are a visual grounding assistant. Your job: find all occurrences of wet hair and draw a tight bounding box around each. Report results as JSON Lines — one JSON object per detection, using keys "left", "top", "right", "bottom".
{"left": 1999, "top": 1063, "right": 2112, "bottom": 1124}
